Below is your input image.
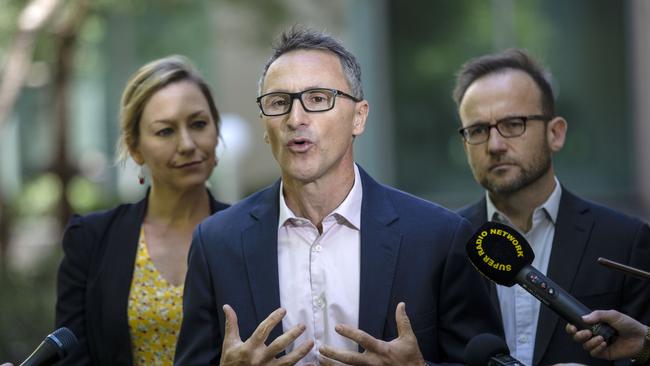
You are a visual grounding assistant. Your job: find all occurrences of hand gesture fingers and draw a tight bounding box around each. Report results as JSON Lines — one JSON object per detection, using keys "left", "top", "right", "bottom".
{"left": 395, "top": 302, "right": 416, "bottom": 339}
{"left": 320, "top": 344, "right": 372, "bottom": 366}
{"left": 221, "top": 305, "right": 313, "bottom": 366}
{"left": 317, "top": 355, "right": 337, "bottom": 366}
{"left": 334, "top": 324, "right": 381, "bottom": 352}
{"left": 320, "top": 302, "right": 425, "bottom": 366}
{"left": 318, "top": 354, "right": 348, "bottom": 366}
{"left": 250, "top": 307, "right": 287, "bottom": 346}
{"left": 265, "top": 323, "right": 307, "bottom": 358}
{"left": 274, "top": 338, "right": 314, "bottom": 366}
{"left": 222, "top": 304, "right": 242, "bottom": 347}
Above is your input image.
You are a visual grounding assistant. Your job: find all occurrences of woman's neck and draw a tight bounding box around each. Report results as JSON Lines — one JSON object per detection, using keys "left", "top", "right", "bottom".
{"left": 145, "top": 185, "right": 211, "bottom": 228}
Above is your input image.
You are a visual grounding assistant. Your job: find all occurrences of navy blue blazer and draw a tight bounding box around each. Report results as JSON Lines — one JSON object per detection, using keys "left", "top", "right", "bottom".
{"left": 55, "top": 190, "right": 229, "bottom": 366}
{"left": 175, "top": 167, "right": 503, "bottom": 365}
{"left": 458, "top": 188, "right": 650, "bottom": 366}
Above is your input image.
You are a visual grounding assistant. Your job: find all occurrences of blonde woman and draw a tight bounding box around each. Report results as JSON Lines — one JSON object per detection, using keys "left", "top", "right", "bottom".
{"left": 55, "top": 56, "right": 229, "bottom": 365}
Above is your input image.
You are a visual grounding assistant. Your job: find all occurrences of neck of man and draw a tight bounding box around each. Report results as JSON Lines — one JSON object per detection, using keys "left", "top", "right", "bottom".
{"left": 146, "top": 183, "right": 212, "bottom": 229}
{"left": 282, "top": 162, "right": 356, "bottom": 234}
{"left": 489, "top": 168, "right": 557, "bottom": 233}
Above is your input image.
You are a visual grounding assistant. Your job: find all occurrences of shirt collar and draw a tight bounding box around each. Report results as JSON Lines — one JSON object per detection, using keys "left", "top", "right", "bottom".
{"left": 278, "top": 164, "right": 363, "bottom": 230}
{"left": 486, "top": 176, "right": 562, "bottom": 225}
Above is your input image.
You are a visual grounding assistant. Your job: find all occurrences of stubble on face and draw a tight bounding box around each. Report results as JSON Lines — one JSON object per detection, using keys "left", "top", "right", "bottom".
{"left": 460, "top": 70, "right": 555, "bottom": 196}
{"left": 475, "top": 137, "right": 552, "bottom": 194}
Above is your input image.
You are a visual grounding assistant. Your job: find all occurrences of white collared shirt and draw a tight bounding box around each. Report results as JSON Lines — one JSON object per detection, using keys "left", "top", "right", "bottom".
{"left": 277, "top": 165, "right": 362, "bottom": 365}
{"left": 487, "top": 177, "right": 562, "bottom": 366}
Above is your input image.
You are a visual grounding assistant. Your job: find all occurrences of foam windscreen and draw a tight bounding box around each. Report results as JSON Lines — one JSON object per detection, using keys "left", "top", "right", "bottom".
{"left": 465, "top": 221, "right": 534, "bottom": 286}
{"left": 464, "top": 333, "right": 510, "bottom": 366}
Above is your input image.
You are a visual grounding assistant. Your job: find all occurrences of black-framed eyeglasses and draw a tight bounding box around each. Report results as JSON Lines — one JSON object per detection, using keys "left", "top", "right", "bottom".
{"left": 458, "top": 115, "right": 551, "bottom": 145}
{"left": 256, "top": 88, "right": 362, "bottom": 116}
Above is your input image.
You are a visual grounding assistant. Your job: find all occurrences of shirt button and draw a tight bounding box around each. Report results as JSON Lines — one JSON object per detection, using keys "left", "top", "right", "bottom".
{"left": 314, "top": 296, "right": 325, "bottom": 308}
{"left": 312, "top": 245, "right": 322, "bottom": 252}
{"left": 519, "top": 335, "right": 528, "bottom": 343}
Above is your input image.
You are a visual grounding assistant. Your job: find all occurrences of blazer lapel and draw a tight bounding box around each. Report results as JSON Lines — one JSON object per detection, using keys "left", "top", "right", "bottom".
{"left": 357, "top": 167, "right": 402, "bottom": 340}
{"left": 91, "top": 189, "right": 224, "bottom": 364}
{"left": 97, "top": 197, "right": 147, "bottom": 364}
{"left": 533, "top": 189, "right": 593, "bottom": 365}
{"left": 459, "top": 199, "right": 487, "bottom": 233}
{"left": 242, "top": 181, "right": 283, "bottom": 342}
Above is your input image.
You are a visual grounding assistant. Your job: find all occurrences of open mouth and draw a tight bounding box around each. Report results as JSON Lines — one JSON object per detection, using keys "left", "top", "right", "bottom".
{"left": 288, "top": 138, "right": 313, "bottom": 152}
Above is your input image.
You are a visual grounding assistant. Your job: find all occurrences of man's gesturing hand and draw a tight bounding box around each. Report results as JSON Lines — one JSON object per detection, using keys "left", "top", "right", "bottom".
{"left": 318, "top": 302, "right": 426, "bottom": 366}
{"left": 220, "top": 304, "right": 314, "bottom": 366}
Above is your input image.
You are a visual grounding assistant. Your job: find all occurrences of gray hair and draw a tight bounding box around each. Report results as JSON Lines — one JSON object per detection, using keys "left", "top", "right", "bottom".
{"left": 257, "top": 25, "right": 364, "bottom": 99}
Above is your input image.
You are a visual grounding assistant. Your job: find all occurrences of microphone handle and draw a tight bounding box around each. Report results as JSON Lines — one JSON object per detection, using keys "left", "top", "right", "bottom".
{"left": 489, "top": 354, "right": 526, "bottom": 365}
{"left": 515, "top": 265, "right": 617, "bottom": 344}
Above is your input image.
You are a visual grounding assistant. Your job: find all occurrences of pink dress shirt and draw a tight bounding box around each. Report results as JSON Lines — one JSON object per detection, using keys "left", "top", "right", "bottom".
{"left": 277, "top": 165, "right": 362, "bottom": 365}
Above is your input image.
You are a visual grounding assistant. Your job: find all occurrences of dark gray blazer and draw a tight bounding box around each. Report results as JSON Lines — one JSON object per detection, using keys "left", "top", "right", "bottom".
{"left": 458, "top": 188, "right": 650, "bottom": 366}
{"left": 175, "top": 166, "right": 503, "bottom": 365}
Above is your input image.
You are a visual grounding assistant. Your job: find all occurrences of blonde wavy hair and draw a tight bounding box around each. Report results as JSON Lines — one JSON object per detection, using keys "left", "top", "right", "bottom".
{"left": 115, "top": 55, "right": 221, "bottom": 165}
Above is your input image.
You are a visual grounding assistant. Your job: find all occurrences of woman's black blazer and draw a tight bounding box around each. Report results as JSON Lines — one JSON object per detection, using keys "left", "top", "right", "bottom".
{"left": 55, "top": 191, "right": 229, "bottom": 365}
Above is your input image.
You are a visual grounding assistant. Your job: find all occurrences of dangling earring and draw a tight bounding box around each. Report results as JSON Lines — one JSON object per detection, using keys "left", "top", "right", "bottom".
{"left": 138, "top": 165, "right": 145, "bottom": 185}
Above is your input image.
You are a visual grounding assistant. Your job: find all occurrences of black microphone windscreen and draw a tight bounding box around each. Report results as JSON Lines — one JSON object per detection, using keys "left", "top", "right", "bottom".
{"left": 464, "top": 333, "right": 510, "bottom": 366}
{"left": 466, "top": 221, "right": 534, "bottom": 286}
{"left": 48, "top": 327, "right": 77, "bottom": 357}
{"left": 19, "top": 327, "right": 78, "bottom": 366}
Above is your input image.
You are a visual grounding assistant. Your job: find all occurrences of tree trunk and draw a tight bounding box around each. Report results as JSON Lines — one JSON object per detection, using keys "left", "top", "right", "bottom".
{"left": 51, "top": 0, "right": 89, "bottom": 230}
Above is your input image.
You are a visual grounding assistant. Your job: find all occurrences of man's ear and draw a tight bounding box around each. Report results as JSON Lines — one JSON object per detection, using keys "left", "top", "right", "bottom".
{"left": 352, "top": 100, "right": 369, "bottom": 137}
{"left": 547, "top": 116, "right": 567, "bottom": 153}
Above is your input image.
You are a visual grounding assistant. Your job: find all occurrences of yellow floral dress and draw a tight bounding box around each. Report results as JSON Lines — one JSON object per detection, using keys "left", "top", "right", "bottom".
{"left": 127, "top": 228, "right": 184, "bottom": 365}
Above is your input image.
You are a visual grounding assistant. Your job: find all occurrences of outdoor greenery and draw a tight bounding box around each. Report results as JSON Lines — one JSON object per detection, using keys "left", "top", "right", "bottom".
{"left": 0, "top": 0, "right": 640, "bottom": 361}
{"left": 389, "top": 0, "right": 631, "bottom": 208}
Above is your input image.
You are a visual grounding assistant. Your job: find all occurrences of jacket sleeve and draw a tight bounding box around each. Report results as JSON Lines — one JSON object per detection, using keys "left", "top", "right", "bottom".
{"left": 55, "top": 215, "right": 94, "bottom": 366}
{"left": 174, "top": 223, "right": 223, "bottom": 365}
{"left": 435, "top": 217, "right": 504, "bottom": 364}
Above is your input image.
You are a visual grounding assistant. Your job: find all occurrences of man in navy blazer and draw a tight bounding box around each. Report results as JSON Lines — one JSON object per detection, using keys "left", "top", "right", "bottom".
{"left": 453, "top": 49, "right": 650, "bottom": 365}
{"left": 175, "top": 27, "right": 502, "bottom": 365}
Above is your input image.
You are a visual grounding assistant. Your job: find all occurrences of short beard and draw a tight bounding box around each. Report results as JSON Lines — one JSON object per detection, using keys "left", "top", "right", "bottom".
{"left": 480, "top": 145, "right": 552, "bottom": 195}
